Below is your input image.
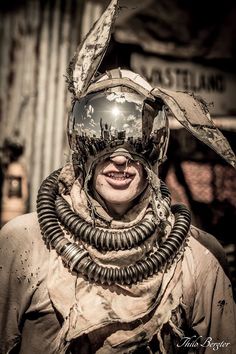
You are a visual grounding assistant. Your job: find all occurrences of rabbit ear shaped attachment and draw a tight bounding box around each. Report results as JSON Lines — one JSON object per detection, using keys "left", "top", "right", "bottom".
{"left": 151, "top": 87, "right": 236, "bottom": 168}
{"left": 68, "top": 0, "right": 119, "bottom": 98}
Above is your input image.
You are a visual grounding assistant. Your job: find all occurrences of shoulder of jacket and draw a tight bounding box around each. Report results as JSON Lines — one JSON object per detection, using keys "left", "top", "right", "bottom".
{"left": 0, "top": 212, "right": 41, "bottom": 246}
{"left": 188, "top": 225, "right": 229, "bottom": 278}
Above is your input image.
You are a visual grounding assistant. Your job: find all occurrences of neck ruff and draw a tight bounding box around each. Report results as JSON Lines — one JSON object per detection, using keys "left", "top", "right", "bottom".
{"left": 37, "top": 169, "right": 191, "bottom": 286}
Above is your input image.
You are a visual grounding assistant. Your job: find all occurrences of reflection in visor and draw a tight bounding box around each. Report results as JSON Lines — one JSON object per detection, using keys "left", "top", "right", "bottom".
{"left": 68, "top": 90, "right": 169, "bottom": 165}
{"left": 70, "top": 91, "right": 143, "bottom": 139}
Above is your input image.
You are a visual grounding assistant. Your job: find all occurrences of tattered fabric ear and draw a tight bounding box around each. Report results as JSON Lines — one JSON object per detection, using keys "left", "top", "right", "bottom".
{"left": 151, "top": 87, "right": 236, "bottom": 168}
{"left": 67, "top": 0, "right": 119, "bottom": 98}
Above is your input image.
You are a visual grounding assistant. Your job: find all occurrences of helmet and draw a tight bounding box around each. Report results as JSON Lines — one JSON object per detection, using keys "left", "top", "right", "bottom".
{"left": 68, "top": 69, "right": 169, "bottom": 173}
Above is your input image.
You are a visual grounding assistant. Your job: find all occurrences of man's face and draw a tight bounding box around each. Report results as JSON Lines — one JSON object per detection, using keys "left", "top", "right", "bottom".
{"left": 92, "top": 154, "right": 147, "bottom": 212}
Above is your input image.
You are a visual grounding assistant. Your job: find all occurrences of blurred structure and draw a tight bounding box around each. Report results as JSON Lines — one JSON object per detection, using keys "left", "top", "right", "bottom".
{"left": 0, "top": 0, "right": 85, "bottom": 213}
{"left": 1, "top": 160, "right": 28, "bottom": 225}
{"left": 0, "top": 136, "right": 27, "bottom": 225}
{"left": 0, "top": 0, "right": 236, "bottom": 288}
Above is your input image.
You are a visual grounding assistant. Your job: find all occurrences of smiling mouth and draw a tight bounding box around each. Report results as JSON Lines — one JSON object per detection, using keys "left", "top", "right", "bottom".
{"left": 104, "top": 171, "right": 134, "bottom": 188}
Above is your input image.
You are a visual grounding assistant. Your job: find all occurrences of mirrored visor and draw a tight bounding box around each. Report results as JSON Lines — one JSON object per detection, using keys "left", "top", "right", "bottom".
{"left": 68, "top": 91, "right": 145, "bottom": 144}
{"left": 68, "top": 90, "right": 169, "bottom": 166}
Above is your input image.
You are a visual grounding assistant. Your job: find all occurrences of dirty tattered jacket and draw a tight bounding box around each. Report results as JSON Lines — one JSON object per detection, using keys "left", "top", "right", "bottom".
{"left": 0, "top": 212, "right": 235, "bottom": 354}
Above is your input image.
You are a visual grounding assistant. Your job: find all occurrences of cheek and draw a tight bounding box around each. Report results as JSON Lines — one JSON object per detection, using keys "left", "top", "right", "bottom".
{"left": 134, "top": 177, "right": 146, "bottom": 196}
{"left": 93, "top": 174, "right": 104, "bottom": 193}
{"left": 135, "top": 167, "right": 147, "bottom": 191}
{"left": 94, "top": 174, "right": 113, "bottom": 199}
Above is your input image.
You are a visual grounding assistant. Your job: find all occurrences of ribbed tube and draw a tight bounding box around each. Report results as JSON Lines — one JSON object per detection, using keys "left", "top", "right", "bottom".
{"left": 55, "top": 195, "right": 157, "bottom": 251}
{"left": 37, "top": 170, "right": 191, "bottom": 286}
{"left": 160, "top": 180, "right": 171, "bottom": 206}
{"left": 75, "top": 203, "right": 191, "bottom": 285}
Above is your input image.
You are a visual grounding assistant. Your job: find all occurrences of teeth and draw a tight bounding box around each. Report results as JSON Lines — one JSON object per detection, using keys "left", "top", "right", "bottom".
{"left": 107, "top": 172, "right": 130, "bottom": 179}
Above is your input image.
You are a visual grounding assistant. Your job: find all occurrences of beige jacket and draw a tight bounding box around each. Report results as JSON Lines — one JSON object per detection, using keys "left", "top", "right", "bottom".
{"left": 0, "top": 212, "right": 235, "bottom": 354}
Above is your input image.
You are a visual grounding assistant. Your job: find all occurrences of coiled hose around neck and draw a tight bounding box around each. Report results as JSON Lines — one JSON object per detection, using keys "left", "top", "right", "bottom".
{"left": 37, "top": 169, "right": 191, "bottom": 285}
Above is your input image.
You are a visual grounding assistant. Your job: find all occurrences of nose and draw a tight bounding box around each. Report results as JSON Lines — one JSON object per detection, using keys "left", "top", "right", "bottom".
{"left": 110, "top": 155, "right": 129, "bottom": 165}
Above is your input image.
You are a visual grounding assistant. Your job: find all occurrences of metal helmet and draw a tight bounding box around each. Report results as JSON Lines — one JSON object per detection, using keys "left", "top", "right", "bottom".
{"left": 68, "top": 69, "right": 169, "bottom": 172}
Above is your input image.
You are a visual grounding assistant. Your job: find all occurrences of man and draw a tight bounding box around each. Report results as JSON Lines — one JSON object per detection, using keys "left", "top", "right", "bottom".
{"left": 0, "top": 0, "right": 236, "bottom": 353}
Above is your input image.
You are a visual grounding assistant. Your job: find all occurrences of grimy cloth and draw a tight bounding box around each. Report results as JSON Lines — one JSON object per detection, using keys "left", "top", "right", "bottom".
{"left": 0, "top": 211, "right": 235, "bottom": 353}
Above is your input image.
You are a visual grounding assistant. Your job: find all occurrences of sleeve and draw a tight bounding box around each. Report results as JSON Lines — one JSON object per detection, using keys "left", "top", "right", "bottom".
{"left": 0, "top": 217, "right": 35, "bottom": 354}
{"left": 190, "top": 240, "right": 236, "bottom": 353}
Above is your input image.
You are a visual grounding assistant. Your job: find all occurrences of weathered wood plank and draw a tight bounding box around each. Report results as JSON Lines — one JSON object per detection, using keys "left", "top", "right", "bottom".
{"left": 23, "top": 0, "right": 40, "bottom": 173}
{"left": 43, "top": 0, "right": 60, "bottom": 178}
{"left": 6, "top": 8, "right": 26, "bottom": 139}
{"left": 52, "top": 0, "right": 71, "bottom": 171}
{"left": 0, "top": 13, "right": 12, "bottom": 143}
{"left": 31, "top": 1, "right": 50, "bottom": 210}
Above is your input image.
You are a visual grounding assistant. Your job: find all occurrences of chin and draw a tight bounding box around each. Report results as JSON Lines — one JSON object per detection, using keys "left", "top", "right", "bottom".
{"left": 105, "top": 194, "right": 134, "bottom": 205}
{"left": 102, "top": 186, "right": 135, "bottom": 201}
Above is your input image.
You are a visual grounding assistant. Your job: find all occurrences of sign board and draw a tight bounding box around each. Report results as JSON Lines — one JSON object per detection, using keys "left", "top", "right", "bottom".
{"left": 131, "top": 53, "right": 236, "bottom": 116}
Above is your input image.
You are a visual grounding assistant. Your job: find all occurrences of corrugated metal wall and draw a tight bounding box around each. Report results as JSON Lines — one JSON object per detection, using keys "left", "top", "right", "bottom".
{"left": 0, "top": 0, "right": 103, "bottom": 211}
